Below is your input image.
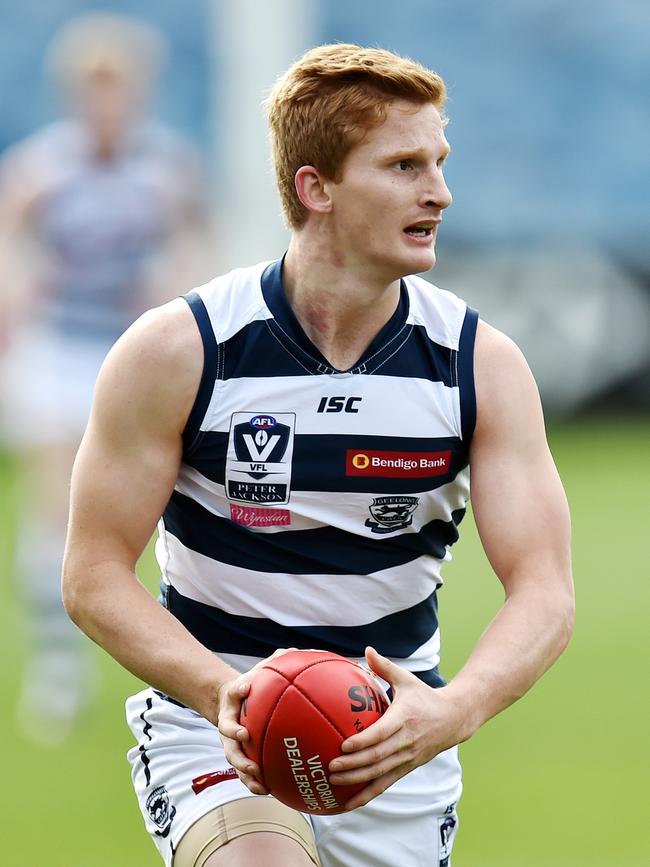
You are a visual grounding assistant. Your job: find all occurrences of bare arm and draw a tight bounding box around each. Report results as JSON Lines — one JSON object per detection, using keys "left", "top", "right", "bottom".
{"left": 440, "top": 320, "right": 574, "bottom": 733}
{"left": 0, "top": 147, "right": 44, "bottom": 345}
{"left": 328, "top": 320, "right": 574, "bottom": 808}
{"left": 62, "top": 299, "right": 240, "bottom": 722}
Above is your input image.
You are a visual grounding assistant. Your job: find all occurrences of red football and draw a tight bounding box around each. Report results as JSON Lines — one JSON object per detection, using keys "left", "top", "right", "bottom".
{"left": 240, "top": 649, "right": 390, "bottom": 815}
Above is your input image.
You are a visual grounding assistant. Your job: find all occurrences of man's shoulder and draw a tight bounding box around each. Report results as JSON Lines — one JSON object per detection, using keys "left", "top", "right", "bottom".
{"left": 0, "top": 121, "right": 77, "bottom": 189}
{"left": 194, "top": 260, "right": 274, "bottom": 294}
{"left": 135, "top": 121, "right": 200, "bottom": 161}
{"left": 189, "top": 260, "right": 276, "bottom": 342}
{"left": 119, "top": 299, "right": 202, "bottom": 365}
{"left": 404, "top": 272, "right": 471, "bottom": 350}
{"left": 472, "top": 319, "right": 542, "bottom": 435}
{"left": 95, "top": 299, "right": 204, "bottom": 432}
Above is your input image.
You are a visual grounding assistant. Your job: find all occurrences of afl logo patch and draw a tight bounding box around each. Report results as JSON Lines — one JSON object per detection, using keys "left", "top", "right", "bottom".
{"left": 225, "top": 412, "right": 296, "bottom": 505}
{"left": 251, "top": 415, "right": 277, "bottom": 429}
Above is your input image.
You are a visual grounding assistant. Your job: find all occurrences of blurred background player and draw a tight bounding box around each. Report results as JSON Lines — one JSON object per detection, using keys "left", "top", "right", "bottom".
{"left": 0, "top": 13, "right": 210, "bottom": 745}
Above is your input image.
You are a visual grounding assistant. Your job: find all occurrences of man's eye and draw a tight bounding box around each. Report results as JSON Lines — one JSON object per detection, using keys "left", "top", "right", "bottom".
{"left": 397, "top": 160, "right": 412, "bottom": 171}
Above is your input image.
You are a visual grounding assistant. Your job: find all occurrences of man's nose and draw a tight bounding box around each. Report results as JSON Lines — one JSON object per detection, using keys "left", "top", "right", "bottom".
{"left": 422, "top": 170, "right": 452, "bottom": 211}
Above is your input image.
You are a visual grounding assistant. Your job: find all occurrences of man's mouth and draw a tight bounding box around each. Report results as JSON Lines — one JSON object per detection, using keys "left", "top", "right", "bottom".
{"left": 403, "top": 222, "right": 437, "bottom": 237}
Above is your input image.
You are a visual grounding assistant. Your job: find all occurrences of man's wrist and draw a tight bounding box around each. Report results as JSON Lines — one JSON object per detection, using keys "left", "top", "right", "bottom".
{"left": 437, "top": 679, "right": 488, "bottom": 744}
{"left": 185, "top": 659, "right": 239, "bottom": 724}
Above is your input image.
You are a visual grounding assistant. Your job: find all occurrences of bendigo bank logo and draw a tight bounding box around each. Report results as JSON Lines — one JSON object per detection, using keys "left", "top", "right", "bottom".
{"left": 346, "top": 448, "right": 451, "bottom": 478}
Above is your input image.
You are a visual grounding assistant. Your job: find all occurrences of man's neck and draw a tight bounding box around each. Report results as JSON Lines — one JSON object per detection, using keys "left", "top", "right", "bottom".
{"left": 282, "top": 236, "right": 402, "bottom": 371}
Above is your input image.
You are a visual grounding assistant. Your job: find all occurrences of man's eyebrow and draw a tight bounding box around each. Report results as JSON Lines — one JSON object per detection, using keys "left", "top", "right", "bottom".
{"left": 382, "top": 143, "right": 452, "bottom": 162}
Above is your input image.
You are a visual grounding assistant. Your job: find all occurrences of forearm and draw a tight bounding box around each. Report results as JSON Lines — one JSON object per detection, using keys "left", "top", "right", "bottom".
{"left": 444, "top": 579, "right": 574, "bottom": 742}
{"left": 63, "top": 559, "right": 237, "bottom": 723}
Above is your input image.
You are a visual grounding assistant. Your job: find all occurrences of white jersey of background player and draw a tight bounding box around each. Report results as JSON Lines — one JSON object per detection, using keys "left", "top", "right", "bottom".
{"left": 62, "top": 44, "right": 574, "bottom": 866}
{"left": 0, "top": 13, "right": 208, "bottom": 745}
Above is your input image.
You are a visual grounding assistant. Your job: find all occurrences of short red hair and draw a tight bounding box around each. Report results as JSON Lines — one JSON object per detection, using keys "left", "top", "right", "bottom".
{"left": 266, "top": 43, "right": 447, "bottom": 228}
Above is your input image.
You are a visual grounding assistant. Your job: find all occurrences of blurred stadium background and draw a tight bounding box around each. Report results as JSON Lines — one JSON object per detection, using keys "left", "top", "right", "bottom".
{"left": 0, "top": 1, "right": 648, "bottom": 864}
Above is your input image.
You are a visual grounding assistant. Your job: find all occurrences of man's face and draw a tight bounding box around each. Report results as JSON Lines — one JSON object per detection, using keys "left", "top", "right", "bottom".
{"left": 326, "top": 100, "right": 452, "bottom": 281}
{"left": 72, "top": 66, "right": 143, "bottom": 149}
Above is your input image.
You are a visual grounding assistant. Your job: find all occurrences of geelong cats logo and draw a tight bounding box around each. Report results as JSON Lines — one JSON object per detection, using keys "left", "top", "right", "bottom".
{"left": 146, "top": 785, "right": 176, "bottom": 838}
{"left": 365, "top": 496, "right": 419, "bottom": 533}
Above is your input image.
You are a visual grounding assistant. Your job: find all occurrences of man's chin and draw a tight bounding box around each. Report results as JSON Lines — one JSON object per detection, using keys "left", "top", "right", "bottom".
{"left": 371, "top": 248, "right": 437, "bottom": 283}
{"left": 400, "top": 249, "right": 437, "bottom": 276}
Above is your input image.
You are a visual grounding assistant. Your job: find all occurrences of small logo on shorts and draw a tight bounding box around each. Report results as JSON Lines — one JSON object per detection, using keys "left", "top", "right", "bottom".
{"left": 439, "top": 811, "right": 458, "bottom": 865}
{"left": 146, "top": 785, "right": 176, "bottom": 837}
{"left": 191, "top": 768, "right": 239, "bottom": 795}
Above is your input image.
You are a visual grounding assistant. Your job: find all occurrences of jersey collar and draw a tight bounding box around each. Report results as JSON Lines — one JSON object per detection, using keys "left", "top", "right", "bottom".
{"left": 260, "top": 256, "right": 411, "bottom": 375}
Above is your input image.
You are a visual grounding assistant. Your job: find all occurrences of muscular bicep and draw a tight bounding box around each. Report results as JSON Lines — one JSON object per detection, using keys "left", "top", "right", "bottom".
{"left": 66, "top": 300, "right": 202, "bottom": 571}
{"left": 70, "top": 401, "right": 180, "bottom": 570}
{"left": 469, "top": 322, "right": 572, "bottom": 595}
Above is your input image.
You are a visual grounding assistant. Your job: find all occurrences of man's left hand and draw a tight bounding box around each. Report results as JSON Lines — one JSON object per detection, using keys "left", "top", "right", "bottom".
{"left": 328, "top": 646, "right": 466, "bottom": 810}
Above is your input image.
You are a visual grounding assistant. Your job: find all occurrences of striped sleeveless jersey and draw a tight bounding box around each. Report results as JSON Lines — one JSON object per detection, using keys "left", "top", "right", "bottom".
{"left": 10, "top": 120, "right": 199, "bottom": 341}
{"left": 157, "top": 258, "right": 478, "bottom": 687}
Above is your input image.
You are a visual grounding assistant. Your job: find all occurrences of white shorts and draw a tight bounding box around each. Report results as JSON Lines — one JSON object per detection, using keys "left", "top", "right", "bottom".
{"left": 0, "top": 325, "right": 114, "bottom": 448}
{"left": 126, "top": 687, "right": 462, "bottom": 867}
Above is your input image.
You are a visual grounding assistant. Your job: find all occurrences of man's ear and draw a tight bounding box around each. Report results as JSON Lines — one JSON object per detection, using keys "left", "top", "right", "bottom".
{"left": 294, "top": 165, "right": 333, "bottom": 216}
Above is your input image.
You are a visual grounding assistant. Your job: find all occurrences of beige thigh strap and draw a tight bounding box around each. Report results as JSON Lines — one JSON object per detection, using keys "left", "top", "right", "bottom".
{"left": 173, "top": 796, "right": 321, "bottom": 867}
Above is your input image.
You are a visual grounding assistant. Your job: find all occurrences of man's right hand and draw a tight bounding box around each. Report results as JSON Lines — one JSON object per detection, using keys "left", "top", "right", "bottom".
{"left": 216, "top": 648, "right": 298, "bottom": 796}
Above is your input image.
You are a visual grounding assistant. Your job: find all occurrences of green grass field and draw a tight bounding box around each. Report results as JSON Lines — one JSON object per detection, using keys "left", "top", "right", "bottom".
{"left": 1, "top": 418, "right": 648, "bottom": 866}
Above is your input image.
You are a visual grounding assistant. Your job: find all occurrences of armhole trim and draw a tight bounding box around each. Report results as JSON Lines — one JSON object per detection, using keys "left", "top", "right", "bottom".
{"left": 458, "top": 306, "right": 479, "bottom": 444}
{"left": 182, "top": 291, "right": 218, "bottom": 455}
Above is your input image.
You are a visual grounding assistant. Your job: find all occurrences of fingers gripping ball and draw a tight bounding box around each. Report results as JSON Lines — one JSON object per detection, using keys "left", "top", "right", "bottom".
{"left": 240, "top": 650, "right": 389, "bottom": 814}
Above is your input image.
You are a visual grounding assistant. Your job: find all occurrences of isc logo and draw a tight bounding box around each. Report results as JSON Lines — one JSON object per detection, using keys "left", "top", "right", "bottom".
{"left": 317, "top": 396, "right": 362, "bottom": 413}
{"left": 348, "top": 684, "right": 389, "bottom": 714}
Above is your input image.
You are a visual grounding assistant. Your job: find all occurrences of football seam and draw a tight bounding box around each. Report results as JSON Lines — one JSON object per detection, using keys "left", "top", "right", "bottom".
{"left": 259, "top": 659, "right": 369, "bottom": 781}
{"left": 265, "top": 657, "right": 359, "bottom": 685}
{"left": 264, "top": 681, "right": 345, "bottom": 751}
{"left": 256, "top": 679, "right": 290, "bottom": 789}
{"left": 295, "top": 680, "right": 349, "bottom": 738}
{"left": 255, "top": 669, "right": 293, "bottom": 788}
{"left": 264, "top": 658, "right": 365, "bottom": 740}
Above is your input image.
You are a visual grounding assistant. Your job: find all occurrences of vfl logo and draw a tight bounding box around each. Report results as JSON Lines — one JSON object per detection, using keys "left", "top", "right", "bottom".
{"left": 226, "top": 412, "right": 296, "bottom": 505}
{"left": 146, "top": 785, "right": 176, "bottom": 838}
{"left": 365, "top": 496, "right": 419, "bottom": 534}
{"left": 234, "top": 415, "right": 288, "bottom": 479}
